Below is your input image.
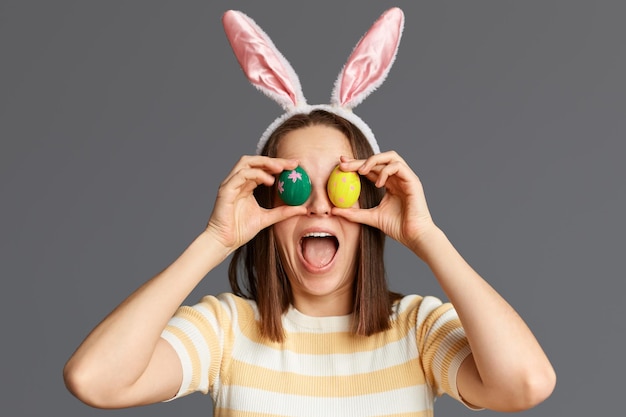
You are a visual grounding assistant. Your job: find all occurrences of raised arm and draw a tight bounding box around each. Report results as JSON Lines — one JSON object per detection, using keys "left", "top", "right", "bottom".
{"left": 63, "top": 156, "right": 306, "bottom": 408}
{"left": 333, "top": 152, "right": 556, "bottom": 411}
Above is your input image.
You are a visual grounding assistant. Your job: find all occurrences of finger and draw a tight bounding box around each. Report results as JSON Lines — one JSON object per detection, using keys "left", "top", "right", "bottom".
{"left": 261, "top": 205, "right": 308, "bottom": 228}
{"left": 338, "top": 156, "right": 367, "bottom": 173}
{"left": 356, "top": 151, "right": 405, "bottom": 175}
{"left": 339, "top": 153, "right": 406, "bottom": 187}
{"left": 221, "top": 167, "right": 277, "bottom": 198}
{"left": 347, "top": 162, "right": 396, "bottom": 189}
{"left": 372, "top": 161, "right": 403, "bottom": 188}
{"left": 223, "top": 155, "right": 299, "bottom": 184}
{"left": 359, "top": 159, "right": 420, "bottom": 190}
{"left": 223, "top": 157, "right": 298, "bottom": 186}
{"left": 340, "top": 152, "right": 417, "bottom": 192}
{"left": 331, "top": 207, "right": 379, "bottom": 228}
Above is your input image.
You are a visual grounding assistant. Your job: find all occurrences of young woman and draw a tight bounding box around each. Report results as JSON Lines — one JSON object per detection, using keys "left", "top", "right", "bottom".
{"left": 64, "top": 110, "right": 556, "bottom": 415}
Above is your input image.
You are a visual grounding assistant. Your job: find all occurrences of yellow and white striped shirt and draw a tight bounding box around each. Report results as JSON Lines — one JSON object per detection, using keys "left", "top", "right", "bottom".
{"left": 162, "top": 293, "right": 472, "bottom": 416}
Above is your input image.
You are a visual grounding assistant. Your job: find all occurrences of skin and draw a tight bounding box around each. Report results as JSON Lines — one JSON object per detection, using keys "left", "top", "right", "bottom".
{"left": 63, "top": 124, "right": 556, "bottom": 411}
{"left": 273, "top": 126, "right": 361, "bottom": 316}
{"left": 335, "top": 152, "right": 556, "bottom": 410}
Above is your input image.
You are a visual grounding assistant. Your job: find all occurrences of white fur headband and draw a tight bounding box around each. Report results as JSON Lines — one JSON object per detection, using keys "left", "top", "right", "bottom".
{"left": 222, "top": 7, "right": 405, "bottom": 155}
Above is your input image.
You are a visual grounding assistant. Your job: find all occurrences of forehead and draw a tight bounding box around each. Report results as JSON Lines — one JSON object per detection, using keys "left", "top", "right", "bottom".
{"left": 276, "top": 125, "right": 353, "bottom": 160}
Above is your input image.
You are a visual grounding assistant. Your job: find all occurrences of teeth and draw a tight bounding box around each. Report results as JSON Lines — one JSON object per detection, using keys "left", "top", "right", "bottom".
{"left": 303, "top": 232, "right": 333, "bottom": 238}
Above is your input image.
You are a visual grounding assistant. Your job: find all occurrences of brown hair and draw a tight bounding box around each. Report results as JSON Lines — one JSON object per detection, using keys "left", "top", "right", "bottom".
{"left": 228, "top": 110, "right": 401, "bottom": 342}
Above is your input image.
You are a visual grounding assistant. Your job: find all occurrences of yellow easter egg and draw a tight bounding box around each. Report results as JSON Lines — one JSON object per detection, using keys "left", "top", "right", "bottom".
{"left": 327, "top": 165, "right": 361, "bottom": 208}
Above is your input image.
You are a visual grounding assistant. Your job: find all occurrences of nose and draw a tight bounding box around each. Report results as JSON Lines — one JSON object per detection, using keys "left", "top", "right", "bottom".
{"left": 307, "top": 185, "right": 331, "bottom": 216}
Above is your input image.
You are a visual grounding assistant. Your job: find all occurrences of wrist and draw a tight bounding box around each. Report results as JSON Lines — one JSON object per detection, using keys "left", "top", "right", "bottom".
{"left": 408, "top": 225, "right": 449, "bottom": 261}
{"left": 198, "top": 227, "right": 235, "bottom": 262}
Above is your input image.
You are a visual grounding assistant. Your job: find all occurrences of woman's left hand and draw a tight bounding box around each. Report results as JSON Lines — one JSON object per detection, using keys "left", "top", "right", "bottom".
{"left": 332, "top": 151, "right": 438, "bottom": 254}
{"left": 336, "top": 152, "right": 557, "bottom": 411}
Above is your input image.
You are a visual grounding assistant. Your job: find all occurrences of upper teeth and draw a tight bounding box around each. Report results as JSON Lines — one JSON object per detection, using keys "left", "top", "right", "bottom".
{"left": 304, "top": 232, "right": 333, "bottom": 238}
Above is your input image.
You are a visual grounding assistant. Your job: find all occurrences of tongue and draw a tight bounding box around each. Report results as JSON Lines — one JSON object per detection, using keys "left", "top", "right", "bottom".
{"left": 302, "top": 238, "right": 337, "bottom": 268}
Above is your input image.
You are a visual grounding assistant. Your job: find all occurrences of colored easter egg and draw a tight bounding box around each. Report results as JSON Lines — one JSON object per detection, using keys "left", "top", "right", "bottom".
{"left": 327, "top": 165, "right": 361, "bottom": 208}
{"left": 277, "top": 166, "right": 311, "bottom": 206}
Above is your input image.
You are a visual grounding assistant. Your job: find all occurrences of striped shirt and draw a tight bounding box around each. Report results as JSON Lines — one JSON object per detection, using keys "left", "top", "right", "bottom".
{"left": 161, "top": 293, "right": 473, "bottom": 416}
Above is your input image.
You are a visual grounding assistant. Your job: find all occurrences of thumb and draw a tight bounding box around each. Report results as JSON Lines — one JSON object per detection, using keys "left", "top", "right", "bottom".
{"left": 331, "top": 207, "right": 378, "bottom": 228}
{"left": 261, "top": 205, "right": 307, "bottom": 229}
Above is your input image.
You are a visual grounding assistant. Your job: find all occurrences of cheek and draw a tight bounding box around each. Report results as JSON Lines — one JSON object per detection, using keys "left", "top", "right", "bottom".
{"left": 272, "top": 220, "right": 295, "bottom": 252}
{"left": 343, "top": 223, "right": 362, "bottom": 248}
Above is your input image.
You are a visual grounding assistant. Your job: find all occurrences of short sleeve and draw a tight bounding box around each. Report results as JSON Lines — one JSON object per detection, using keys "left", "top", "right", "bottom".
{"left": 160, "top": 293, "right": 235, "bottom": 401}
{"left": 412, "top": 295, "right": 474, "bottom": 406}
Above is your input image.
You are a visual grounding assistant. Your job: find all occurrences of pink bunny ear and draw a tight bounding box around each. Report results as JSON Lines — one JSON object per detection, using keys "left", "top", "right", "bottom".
{"left": 222, "top": 10, "right": 306, "bottom": 111}
{"left": 331, "top": 7, "right": 404, "bottom": 109}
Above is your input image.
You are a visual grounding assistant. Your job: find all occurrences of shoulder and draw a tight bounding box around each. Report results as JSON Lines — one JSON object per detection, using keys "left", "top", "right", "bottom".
{"left": 392, "top": 294, "right": 459, "bottom": 330}
{"left": 170, "top": 293, "right": 258, "bottom": 329}
{"left": 201, "top": 292, "right": 259, "bottom": 320}
{"left": 392, "top": 294, "right": 449, "bottom": 317}
{"left": 206, "top": 293, "right": 258, "bottom": 314}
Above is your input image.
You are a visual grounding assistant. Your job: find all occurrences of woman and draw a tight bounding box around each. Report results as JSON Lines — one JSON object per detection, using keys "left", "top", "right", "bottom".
{"left": 64, "top": 110, "right": 555, "bottom": 415}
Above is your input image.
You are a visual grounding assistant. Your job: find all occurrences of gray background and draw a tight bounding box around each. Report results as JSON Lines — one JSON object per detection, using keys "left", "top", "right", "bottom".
{"left": 1, "top": 1, "right": 624, "bottom": 416}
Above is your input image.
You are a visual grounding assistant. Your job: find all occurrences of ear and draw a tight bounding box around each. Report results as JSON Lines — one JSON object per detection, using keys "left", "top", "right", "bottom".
{"left": 331, "top": 7, "right": 404, "bottom": 109}
{"left": 222, "top": 10, "right": 307, "bottom": 111}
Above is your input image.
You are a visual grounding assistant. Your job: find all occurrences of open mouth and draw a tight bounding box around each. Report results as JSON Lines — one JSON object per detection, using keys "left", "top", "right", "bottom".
{"left": 300, "top": 232, "right": 339, "bottom": 269}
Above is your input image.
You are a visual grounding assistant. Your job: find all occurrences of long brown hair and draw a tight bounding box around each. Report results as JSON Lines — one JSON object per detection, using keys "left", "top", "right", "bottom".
{"left": 228, "top": 110, "right": 401, "bottom": 342}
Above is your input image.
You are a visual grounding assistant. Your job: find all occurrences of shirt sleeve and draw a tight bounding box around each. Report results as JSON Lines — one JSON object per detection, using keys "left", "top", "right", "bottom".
{"left": 413, "top": 295, "right": 478, "bottom": 409}
{"left": 160, "top": 293, "right": 235, "bottom": 401}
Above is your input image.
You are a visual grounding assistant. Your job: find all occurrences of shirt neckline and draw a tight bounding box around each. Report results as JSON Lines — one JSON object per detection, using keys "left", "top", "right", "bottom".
{"left": 285, "top": 306, "right": 353, "bottom": 331}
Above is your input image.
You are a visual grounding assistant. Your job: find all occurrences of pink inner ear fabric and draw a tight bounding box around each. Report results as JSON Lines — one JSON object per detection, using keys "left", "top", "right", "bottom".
{"left": 339, "top": 9, "right": 403, "bottom": 106}
{"left": 223, "top": 11, "right": 297, "bottom": 107}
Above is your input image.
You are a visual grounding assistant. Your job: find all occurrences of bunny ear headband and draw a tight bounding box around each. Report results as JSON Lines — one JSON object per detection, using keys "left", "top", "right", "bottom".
{"left": 222, "top": 7, "right": 405, "bottom": 155}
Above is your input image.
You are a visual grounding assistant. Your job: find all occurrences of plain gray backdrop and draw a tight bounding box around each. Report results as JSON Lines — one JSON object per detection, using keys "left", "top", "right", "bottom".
{"left": 1, "top": 1, "right": 624, "bottom": 416}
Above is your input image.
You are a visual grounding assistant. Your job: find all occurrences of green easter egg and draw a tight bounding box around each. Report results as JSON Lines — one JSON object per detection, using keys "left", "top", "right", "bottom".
{"left": 278, "top": 166, "right": 311, "bottom": 206}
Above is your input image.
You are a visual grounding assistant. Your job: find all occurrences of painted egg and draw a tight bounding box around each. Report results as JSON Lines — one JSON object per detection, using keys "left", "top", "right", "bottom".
{"left": 327, "top": 165, "right": 361, "bottom": 208}
{"left": 277, "top": 166, "right": 311, "bottom": 206}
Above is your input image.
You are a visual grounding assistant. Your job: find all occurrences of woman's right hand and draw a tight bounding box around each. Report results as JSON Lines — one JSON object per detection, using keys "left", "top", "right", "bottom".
{"left": 63, "top": 155, "right": 307, "bottom": 408}
{"left": 205, "top": 155, "right": 307, "bottom": 252}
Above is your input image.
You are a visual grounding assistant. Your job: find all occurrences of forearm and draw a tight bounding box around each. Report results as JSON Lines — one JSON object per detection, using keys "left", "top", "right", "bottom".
{"left": 412, "top": 227, "right": 555, "bottom": 408}
{"left": 64, "top": 230, "right": 231, "bottom": 395}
